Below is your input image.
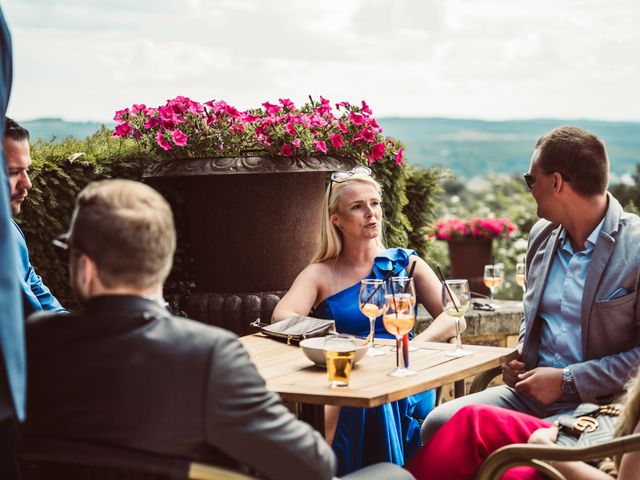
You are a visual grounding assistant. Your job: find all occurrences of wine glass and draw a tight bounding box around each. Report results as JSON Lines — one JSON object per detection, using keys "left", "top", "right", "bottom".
{"left": 383, "top": 278, "right": 416, "bottom": 376}
{"left": 442, "top": 279, "right": 473, "bottom": 357}
{"left": 515, "top": 262, "right": 526, "bottom": 304}
{"left": 359, "top": 279, "right": 387, "bottom": 356}
{"left": 483, "top": 264, "right": 504, "bottom": 301}
{"left": 390, "top": 277, "right": 417, "bottom": 353}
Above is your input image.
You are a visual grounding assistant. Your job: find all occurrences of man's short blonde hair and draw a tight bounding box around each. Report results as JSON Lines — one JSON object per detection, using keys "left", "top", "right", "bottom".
{"left": 69, "top": 179, "right": 176, "bottom": 290}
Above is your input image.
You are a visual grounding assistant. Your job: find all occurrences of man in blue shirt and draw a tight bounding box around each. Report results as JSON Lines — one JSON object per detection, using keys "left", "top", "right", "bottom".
{"left": 423, "top": 125, "right": 640, "bottom": 440}
{"left": 4, "top": 118, "right": 64, "bottom": 315}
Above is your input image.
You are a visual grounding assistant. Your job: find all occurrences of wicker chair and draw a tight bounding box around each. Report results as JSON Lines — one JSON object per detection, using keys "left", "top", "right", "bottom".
{"left": 476, "top": 432, "right": 640, "bottom": 479}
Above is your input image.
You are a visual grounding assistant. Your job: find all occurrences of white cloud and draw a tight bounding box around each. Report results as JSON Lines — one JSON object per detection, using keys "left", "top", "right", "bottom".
{"left": 3, "top": 0, "right": 640, "bottom": 121}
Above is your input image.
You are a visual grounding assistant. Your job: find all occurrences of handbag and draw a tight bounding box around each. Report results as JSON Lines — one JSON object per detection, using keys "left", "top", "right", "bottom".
{"left": 556, "top": 403, "right": 622, "bottom": 448}
{"left": 555, "top": 403, "right": 622, "bottom": 472}
{"left": 250, "top": 316, "right": 337, "bottom": 345}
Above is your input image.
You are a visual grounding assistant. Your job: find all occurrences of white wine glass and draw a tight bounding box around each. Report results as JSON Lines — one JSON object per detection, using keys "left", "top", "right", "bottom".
{"left": 515, "top": 262, "right": 526, "bottom": 305}
{"left": 383, "top": 278, "right": 416, "bottom": 376}
{"left": 483, "top": 264, "right": 504, "bottom": 302}
{"left": 442, "top": 279, "right": 473, "bottom": 357}
{"left": 359, "top": 279, "right": 386, "bottom": 357}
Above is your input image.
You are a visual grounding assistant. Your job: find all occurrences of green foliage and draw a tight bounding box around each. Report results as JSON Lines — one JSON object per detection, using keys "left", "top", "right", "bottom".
{"left": 371, "top": 158, "right": 410, "bottom": 249}
{"left": 403, "top": 165, "right": 447, "bottom": 257}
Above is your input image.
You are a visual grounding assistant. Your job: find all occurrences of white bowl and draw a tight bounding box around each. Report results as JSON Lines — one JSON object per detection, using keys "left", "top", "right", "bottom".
{"left": 299, "top": 336, "right": 368, "bottom": 367}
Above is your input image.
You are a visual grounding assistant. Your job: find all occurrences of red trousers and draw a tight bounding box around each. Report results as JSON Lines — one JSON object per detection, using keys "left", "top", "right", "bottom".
{"left": 406, "top": 405, "right": 552, "bottom": 480}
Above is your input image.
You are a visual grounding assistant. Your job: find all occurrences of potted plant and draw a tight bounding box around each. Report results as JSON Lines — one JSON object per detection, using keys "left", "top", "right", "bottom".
{"left": 431, "top": 217, "right": 517, "bottom": 295}
{"left": 112, "top": 96, "right": 405, "bottom": 331}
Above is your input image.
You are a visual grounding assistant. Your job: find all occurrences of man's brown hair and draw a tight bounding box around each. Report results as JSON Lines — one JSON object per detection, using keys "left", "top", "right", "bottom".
{"left": 536, "top": 125, "right": 609, "bottom": 197}
{"left": 70, "top": 179, "right": 176, "bottom": 289}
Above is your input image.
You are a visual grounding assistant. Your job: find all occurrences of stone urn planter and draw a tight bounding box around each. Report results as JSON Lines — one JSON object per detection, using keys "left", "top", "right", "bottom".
{"left": 144, "top": 155, "right": 357, "bottom": 334}
{"left": 447, "top": 238, "right": 492, "bottom": 296}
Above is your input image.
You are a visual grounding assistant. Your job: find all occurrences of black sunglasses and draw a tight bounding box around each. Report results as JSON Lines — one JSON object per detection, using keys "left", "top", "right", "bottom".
{"left": 523, "top": 170, "right": 572, "bottom": 191}
{"left": 52, "top": 233, "right": 83, "bottom": 260}
{"left": 327, "top": 166, "right": 372, "bottom": 199}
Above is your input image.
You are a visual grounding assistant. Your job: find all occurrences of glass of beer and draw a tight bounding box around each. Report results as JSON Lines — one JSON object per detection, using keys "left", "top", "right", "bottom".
{"left": 324, "top": 334, "right": 358, "bottom": 388}
{"left": 383, "top": 278, "right": 416, "bottom": 377}
{"left": 442, "top": 279, "right": 473, "bottom": 357}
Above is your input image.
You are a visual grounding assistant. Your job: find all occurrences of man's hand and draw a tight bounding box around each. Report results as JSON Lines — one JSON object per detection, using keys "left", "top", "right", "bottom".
{"left": 528, "top": 424, "right": 559, "bottom": 445}
{"left": 502, "top": 358, "right": 526, "bottom": 388}
{"left": 515, "top": 367, "right": 564, "bottom": 405}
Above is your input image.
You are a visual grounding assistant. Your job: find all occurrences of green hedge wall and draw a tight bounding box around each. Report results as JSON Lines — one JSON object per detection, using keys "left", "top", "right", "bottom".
{"left": 19, "top": 128, "right": 444, "bottom": 308}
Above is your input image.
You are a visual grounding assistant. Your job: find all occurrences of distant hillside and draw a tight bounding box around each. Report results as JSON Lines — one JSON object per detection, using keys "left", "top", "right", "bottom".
{"left": 18, "top": 117, "right": 640, "bottom": 178}
{"left": 20, "top": 118, "right": 111, "bottom": 143}
{"left": 378, "top": 118, "right": 640, "bottom": 178}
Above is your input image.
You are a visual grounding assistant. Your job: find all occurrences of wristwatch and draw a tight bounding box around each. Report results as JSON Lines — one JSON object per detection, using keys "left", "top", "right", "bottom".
{"left": 561, "top": 366, "right": 576, "bottom": 394}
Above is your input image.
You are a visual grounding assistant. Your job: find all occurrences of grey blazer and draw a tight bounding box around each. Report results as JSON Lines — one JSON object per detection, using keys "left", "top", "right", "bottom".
{"left": 25, "top": 295, "right": 336, "bottom": 480}
{"left": 521, "top": 194, "right": 640, "bottom": 404}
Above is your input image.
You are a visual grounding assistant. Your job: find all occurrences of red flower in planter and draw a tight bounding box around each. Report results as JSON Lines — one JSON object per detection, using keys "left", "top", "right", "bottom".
{"left": 431, "top": 217, "right": 517, "bottom": 241}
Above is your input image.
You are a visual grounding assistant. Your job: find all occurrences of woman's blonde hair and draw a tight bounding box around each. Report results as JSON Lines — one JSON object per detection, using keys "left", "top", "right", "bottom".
{"left": 311, "top": 173, "right": 384, "bottom": 264}
{"left": 613, "top": 367, "right": 640, "bottom": 468}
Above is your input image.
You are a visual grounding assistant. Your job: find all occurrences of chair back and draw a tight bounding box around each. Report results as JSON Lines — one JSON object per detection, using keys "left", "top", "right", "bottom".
{"left": 17, "top": 438, "right": 190, "bottom": 480}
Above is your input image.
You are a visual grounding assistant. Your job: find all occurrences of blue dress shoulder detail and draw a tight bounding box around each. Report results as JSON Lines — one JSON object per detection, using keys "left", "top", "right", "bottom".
{"left": 313, "top": 248, "right": 435, "bottom": 475}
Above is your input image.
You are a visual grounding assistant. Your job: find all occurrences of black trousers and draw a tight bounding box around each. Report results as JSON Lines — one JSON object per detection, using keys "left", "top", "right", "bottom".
{"left": 0, "top": 417, "right": 20, "bottom": 480}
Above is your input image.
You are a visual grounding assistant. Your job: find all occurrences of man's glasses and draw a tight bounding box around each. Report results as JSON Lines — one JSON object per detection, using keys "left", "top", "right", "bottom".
{"left": 523, "top": 170, "right": 571, "bottom": 191}
{"left": 328, "top": 166, "right": 372, "bottom": 199}
{"left": 52, "top": 233, "right": 83, "bottom": 261}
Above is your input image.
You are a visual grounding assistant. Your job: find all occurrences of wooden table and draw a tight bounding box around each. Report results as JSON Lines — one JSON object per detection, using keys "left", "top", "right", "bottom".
{"left": 240, "top": 334, "right": 517, "bottom": 432}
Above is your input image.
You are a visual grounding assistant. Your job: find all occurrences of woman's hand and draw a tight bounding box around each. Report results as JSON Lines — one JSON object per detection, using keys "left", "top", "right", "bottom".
{"left": 528, "top": 424, "right": 559, "bottom": 445}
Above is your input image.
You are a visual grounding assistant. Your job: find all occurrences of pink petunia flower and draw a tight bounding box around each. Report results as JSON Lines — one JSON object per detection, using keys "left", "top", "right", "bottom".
{"left": 285, "top": 122, "right": 297, "bottom": 136}
{"left": 337, "top": 121, "right": 348, "bottom": 133}
{"left": 349, "top": 112, "right": 365, "bottom": 126}
{"left": 156, "top": 131, "right": 172, "bottom": 151}
{"left": 314, "top": 140, "right": 328, "bottom": 154}
{"left": 279, "top": 98, "right": 295, "bottom": 109}
{"left": 357, "top": 128, "right": 375, "bottom": 142}
{"left": 361, "top": 100, "right": 372, "bottom": 115}
{"left": 395, "top": 148, "right": 403, "bottom": 166}
{"left": 280, "top": 144, "right": 294, "bottom": 157}
{"left": 113, "top": 108, "right": 130, "bottom": 122}
{"left": 368, "top": 142, "right": 385, "bottom": 161}
{"left": 112, "top": 122, "right": 133, "bottom": 137}
{"left": 172, "top": 129, "right": 188, "bottom": 147}
{"left": 331, "top": 133, "right": 344, "bottom": 148}
{"left": 262, "top": 102, "right": 282, "bottom": 116}
{"left": 132, "top": 104, "right": 147, "bottom": 115}
{"left": 292, "top": 138, "right": 301, "bottom": 149}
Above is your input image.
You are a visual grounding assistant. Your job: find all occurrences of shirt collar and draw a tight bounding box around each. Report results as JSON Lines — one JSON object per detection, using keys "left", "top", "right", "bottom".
{"left": 558, "top": 216, "right": 605, "bottom": 255}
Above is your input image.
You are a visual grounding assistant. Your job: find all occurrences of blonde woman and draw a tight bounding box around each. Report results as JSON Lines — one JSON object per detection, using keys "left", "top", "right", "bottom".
{"left": 406, "top": 369, "right": 640, "bottom": 479}
{"left": 273, "top": 166, "right": 461, "bottom": 476}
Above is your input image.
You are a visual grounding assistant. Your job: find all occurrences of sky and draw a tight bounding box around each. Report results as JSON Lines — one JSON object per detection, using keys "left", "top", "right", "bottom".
{"left": 2, "top": 0, "right": 640, "bottom": 122}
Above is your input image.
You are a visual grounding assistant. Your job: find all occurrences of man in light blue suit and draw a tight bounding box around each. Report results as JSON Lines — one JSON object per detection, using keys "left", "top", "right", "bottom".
{"left": 0, "top": 6, "right": 25, "bottom": 479}
{"left": 4, "top": 118, "right": 65, "bottom": 315}
{"left": 423, "top": 125, "right": 640, "bottom": 441}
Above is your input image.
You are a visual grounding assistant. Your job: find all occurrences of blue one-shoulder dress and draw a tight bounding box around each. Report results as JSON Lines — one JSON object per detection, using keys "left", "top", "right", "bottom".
{"left": 313, "top": 248, "right": 436, "bottom": 475}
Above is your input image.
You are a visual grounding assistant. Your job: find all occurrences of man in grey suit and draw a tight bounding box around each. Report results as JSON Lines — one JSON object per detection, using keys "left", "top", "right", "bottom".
{"left": 24, "top": 179, "right": 412, "bottom": 480}
{"left": 422, "top": 125, "right": 640, "bottom": 441}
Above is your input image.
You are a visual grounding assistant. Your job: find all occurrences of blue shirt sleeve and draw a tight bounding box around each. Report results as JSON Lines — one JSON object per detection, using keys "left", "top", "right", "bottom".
{"left": 12, "top": 220, "right": 65, "bottom": 315}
